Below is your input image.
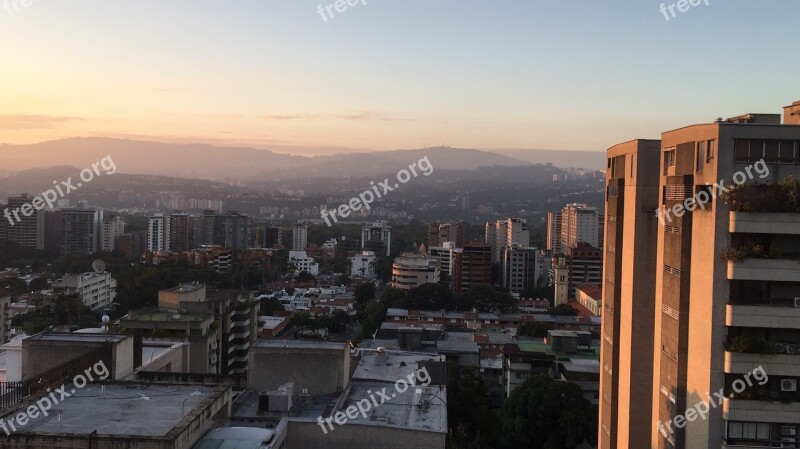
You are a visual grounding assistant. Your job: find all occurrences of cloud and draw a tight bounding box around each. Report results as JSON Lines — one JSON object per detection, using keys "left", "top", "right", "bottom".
{"left": 261, "top": 113, "right": 321, "bottom": 121}
{"left": 0, "top": 115, "right": 84, "bottom": 130}
{"left": 334, "top": 112, "right": 417, "bottom": 122}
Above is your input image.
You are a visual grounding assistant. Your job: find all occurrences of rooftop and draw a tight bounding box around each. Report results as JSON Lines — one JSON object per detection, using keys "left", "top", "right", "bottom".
{"left": 337, "top": 381, "right": 447, "bottom": 433}
{"left": 29, "top": 332, "right": 128, "bottom": 344}
{"left": 353, "top": 351, "right": 444, "bottom": 383}
{"left": 254, "top": 339, "right": 347, "bottom": 351}
{"left": 12, "top": 383, "right": 225, "bottom": 437}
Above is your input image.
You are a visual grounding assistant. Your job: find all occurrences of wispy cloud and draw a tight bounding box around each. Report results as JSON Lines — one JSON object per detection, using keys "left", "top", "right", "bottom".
{"left": 0, "top": 115, "right": 84, "bottom": 130}
{"left": 261, "top": 113, "right": 321, "bottom": 121}
{"left": 334, "top": 112, "right": 417, "bottom": 122}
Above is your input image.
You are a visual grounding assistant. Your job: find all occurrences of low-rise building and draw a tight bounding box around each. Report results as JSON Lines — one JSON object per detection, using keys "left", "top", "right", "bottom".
{"left": 289, "top": 250, "right": 319, "bottom": 275}
{"left": 350, "top": 250, "right": 376, "bottom": 279}
{"left": 51, "top": 272, "right": 117, "bottom": 311}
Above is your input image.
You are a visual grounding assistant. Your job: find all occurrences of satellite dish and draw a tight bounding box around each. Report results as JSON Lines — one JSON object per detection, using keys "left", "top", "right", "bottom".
{"left": 92, "top": 259, "right": 106, "bottom": 273}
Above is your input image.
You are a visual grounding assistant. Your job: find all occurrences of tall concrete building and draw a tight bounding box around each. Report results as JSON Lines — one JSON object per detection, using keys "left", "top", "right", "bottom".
{"left": 362, "top": 222, "right": 392, "bottom": 257}
{"left": 547, "top": 211, "right": 563, "bottom": 254}
{"left": 485, "top": 218, "right": 530, "bottom": 263}
{"left": 101, "top": 212, "right": 125, "bottom": 252}
{"left": 599, "top": 139, "right": 661, "bottom": 449}
{"left": 428, "top": 221, "right": 465, "bottom": 248}
{"left": 452, "top": 242, "right": 492, "bottom": 294}
{"left": 168, "top": 212, "right": 192, "bottom": 253}
{"left": 561, "top": 203, "right": 600, "bottom": 251}
{"left": 147, "top": 213, "right": 168, "bottom": 252}
{"left": 501, "top": 245, "right": 539, "bottom": 294}
{"left": 601, "top": 101, "right": 800, "bottom": 449}
{"left": 3, "top": 194, "right": 45, "bottom": 249}
{"left": 292, "top": 222, "right": 308, "bottom": 251}
{"left": 60, "top": 208, "right": 102, "bottom": 255}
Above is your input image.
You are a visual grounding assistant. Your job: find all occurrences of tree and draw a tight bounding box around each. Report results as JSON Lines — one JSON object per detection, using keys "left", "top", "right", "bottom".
{"left": 521, "top": 284, "right": 555, "bottom": 304}
{"left": 462, "top": 285, "right": 517, "bottom": 313}
{"left": 297, "top": 271, "right": 316, "bottom": 283}
{"left": 379, "top": 287, "right": 407, "bottom": 308}
{"left": 0, "top": 278, "right": 29, "bottom": 296}
{"left": 447, "top": 367, "right": 497, "bottom": 449}
{"left": 260, "top": 297, "right": 284, "bottom": 316}
{"left": 406, "top": 283, "right": 454, "bottom": 310}
{"left": 354, "top": 282, "right": 376, "bottom": 304}
{"left": 499, "top": 374, "right": 596, "bottom": 449}
{"left": 549, "top": 304, "right": 578, "bottom": 316}
{"left": 335, "top": 274, "right": 351, "bottom": 287}
{"left": 330, "top": 309, "right": 351, "bottom": 333}
{"left": 28, "top": 277, "right": 49, "bottom": 292}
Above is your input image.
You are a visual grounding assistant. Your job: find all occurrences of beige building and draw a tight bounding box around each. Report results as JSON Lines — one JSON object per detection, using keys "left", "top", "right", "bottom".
{"left": 599, "top": 139, "right": 661, "bottom": 449}
{"left": 602, "top": 102, "right": 800, "bottom": 449}
{"left": 0, "top": 293, "right": 10, "bottom": 344}
{"left": 391, "top": 251, "right": 440, "bottom": 291}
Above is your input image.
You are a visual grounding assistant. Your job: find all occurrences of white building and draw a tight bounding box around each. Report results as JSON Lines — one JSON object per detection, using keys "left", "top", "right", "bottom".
{"left": 51, "top": 272, "right": 117, "bottom": 311}
{"left": 322, "top": 238, "right": 337, "bottom": 256}
{"left": 101, "top": 213, "right": 125, "bottom": 252}
{"left": 429, "top": 242, "right": 458, "bottom": 276}
{"left": 485, "top": 218, "right": 530, "bottom": 263}
{"left": 391, "top": 252, "right": 440, "bottom": 291}
{"left": 350, "top": 251, "right": 376, "bottom": 278}
{"left": 361, "top": 222, "right": 391, "bottom": 257}
{"left": 292, "top": 222, "right": 308, "bottom": 251}
{"left": 289, "top": 251, "right": 319, "bottom": 276}
{"left": 147, "top": 213, "right": 168, "bottom": 252}
{"left": 560, "top": 203, "right": 599, "bottom": 250}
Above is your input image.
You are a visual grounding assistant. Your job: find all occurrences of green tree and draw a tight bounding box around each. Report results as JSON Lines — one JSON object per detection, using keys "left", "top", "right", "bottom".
{"left": 499, "top": 374, "right": 596, "bottom": 449}
{"left": 0, "top": 278, "right": 29, "bottom": 296}
{"left": 354, "top": 282, "right": 376, "bottom": 309}
{"left": 28, "top": 276, "right": 50, "bottom": 292}
{"left": 330, "top": 309, "right": 351, "bottom": 333}
{"left": 549, "top": 304, "right": 578, "bottom": 316}
{"left": 260, "top": 297, "right": 284, "bottom": 316}
{"left": 406, "top": 283, "right": 454, "bottom": 310}
{"left": 447, "top": 367, "right": 497, "bottom": 449}
{"left": 462, "top": 284, "right": 517, "bottom": 313}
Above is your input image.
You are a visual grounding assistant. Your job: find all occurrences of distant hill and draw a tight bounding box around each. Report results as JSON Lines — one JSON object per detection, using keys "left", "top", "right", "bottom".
{"left": 0, "top": 138, "right": 533, "bottom": 182}
{"left": 491, "top": 148, "right": 605, "bottom": 170}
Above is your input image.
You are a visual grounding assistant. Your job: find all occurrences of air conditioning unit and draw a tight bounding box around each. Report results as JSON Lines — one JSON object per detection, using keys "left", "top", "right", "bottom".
{"left": 794, "top": 298, "right": 800, "bottom": 308}
{"left": 781, "top": 379, "right": 797, "bottom": 392}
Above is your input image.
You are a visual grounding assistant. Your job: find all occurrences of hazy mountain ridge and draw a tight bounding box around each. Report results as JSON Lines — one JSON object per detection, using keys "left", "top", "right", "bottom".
{"left": 0, "top": 138, "right": 602, "bottom": 183}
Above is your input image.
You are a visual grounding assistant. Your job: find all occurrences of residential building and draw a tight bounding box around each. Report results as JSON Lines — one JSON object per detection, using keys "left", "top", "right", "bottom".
{"left": 553, "top": 243, "right": 602, "bottom": 306}
{"left": 428, "top": 221, "right": 465, "bottom": 248}
{"left": 0, "top": 293, "right": 10, "bottom": 344}
{"left": 187, "top": 245, "right": 232, "bottom": 272}
{"left": 361, "top": 222, "right": 391, "bottom": 257}
{"left": 194, "top": 210, "right": 252, "bottom": 251}
{"left": 599, "top": 139, "right": 660, "bottom": 449}
{"left": 4, "top": 194, "right": 45, "bottom": 249}
{"left": 264, "top": 226, "right": 282, "bottom": 248}
{"left": 600, "top": 101, "right": 800, "bottom": 449}
{"left": 561, "top": 203, "right": 600, "bottom": 250}
{"left": 289, "top": 250, "right": 319, "bottom": 275}
{"left": 100, "top": 212, "right": 125, "bottom": 252}
{"left": 350, "top": 250, "right": 376, "bottom": 278}
{"left": 546, "top": 211, "right": 563, "bottom": 254}
{"left": 391, "top": 251, "right": 440, "bottom": 291}
{"left": 147, "top": 213, "right": 168, "bottom": 252}
{"left": 501, "top": 245, "right": 539, "bottom": 294}
{"left": 452, "top": 242, "right": 492, "bottom": 294}
{"left": 292, "top": 222, "right": 308, "bottom": 251}
{"left": 429, "top": 242, "right": 458, "bottom": 277}
{"left": 168, "top": 212, "right": 192, "bottom": 253}
{"left": 51, "top": 272, "right": 118, "bottom": 311}
{"left": 485, "top": 218, "right": 530, "bottom": 263}
{"left": 60, "top": 208, "right": 103, "bottom": 255}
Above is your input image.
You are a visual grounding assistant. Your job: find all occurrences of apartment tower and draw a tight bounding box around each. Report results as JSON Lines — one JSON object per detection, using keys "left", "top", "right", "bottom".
{"left": 599, "top": 139, "right": 661, "bottom": 449}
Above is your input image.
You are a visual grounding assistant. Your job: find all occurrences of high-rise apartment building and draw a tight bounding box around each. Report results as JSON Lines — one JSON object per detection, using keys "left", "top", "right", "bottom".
{"left": 547, "top": 211, "right": 563, "bottom": 254}
{"left": 60, "top": 208, "right": 102, "bottom": 255}
{"left": 101, "top": 213, "right": 125, "bottom": 252}
{"left": 362, "top": 222, "right": 391, "bottom": 258}
{"left": 428, "top": 221, "right": 465, "bottom": 248}
{"left": 561, "top": 203, "right": 600, "bottom": 250}
{"left": 3, "top": 194, "right": 45, "bottom": 249}
{"left": 485, "top": 218, "right": 530, "bottom": 263}
{"left": 599, "top": 139, "right": 661, "bottom": 449}
{"left": 194, "top": 210, "right": 252, "bottom": 251}
{"left": 501, "top": 245, "right": 539, "bottom": 294}
{"left": 452, "top": 242, "right": 492, "bottom": 294}
{"left": 168, "top": 212, "right": 192, "bottom": 253}
{"left": 602, "top": 101, "right": 800, "bottom": 449}
{"left": 292, "top": 222, "right": 308, "bottom": 251}
{"left": 147, "top": 213, "right": 168, "bottom": 252}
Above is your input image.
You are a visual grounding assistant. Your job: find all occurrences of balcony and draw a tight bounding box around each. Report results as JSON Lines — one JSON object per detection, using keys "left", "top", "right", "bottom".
{"left": 727, "top": 259, "right": 800, "bottom": 282}
{"left": 723, "top": 399, "right": 800, "bottom": 423}
{"left": 726, "top": 304, "right": 800, "bottom": 330}
{"left": 725, "top": 351, "right": 800, "bottom": 377}
{"left": 729, "top": 211, "right": 800, "bottom": 235}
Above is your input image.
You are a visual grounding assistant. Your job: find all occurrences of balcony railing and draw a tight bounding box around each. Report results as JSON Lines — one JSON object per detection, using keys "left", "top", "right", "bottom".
{"left": 726, "top": 304, "right": 800, "bottom": 330}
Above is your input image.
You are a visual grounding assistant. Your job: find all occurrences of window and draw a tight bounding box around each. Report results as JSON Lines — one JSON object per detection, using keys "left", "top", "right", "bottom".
{"left": 779, "top": 141, "right": 797, "bottom": 163}
{"left": 727, "top": 422, "right": 770, "bottom": 441}
{"left": 764, "top": 141, "right": 780, "bottom": 162}
{"left": 696, "top": 141, "right": 705, "bottom": 173}
{"left": 706, "top": 140, "right": 715, "bottom": 161}
{"left": 664, "top": 149, "right": 675, "bottom": 167}
{"left": 734, "top": 140, "right": 750, "bottom": 162}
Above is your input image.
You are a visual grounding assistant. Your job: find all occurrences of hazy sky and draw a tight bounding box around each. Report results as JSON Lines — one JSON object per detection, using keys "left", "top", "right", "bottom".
{"left": 1, "top": 0, "right": 798, "bottom": 154}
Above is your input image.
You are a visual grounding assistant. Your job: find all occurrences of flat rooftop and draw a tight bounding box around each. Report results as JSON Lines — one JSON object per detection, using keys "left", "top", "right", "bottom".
{"left": 13, "top": 383, "right": 225, "bottom": 437}
{"left": 29, "top": 332, "right": 128, "bottom": 343}
{"left": 126, "top": 309, "right": 211, "bottom": 322}
{"left": 338, "top": 381, "right": 447, "bottom": 433}
{"left": 254, "top": 339, "right": 347, "bottom": 350}
{"left": 353, "top": 351, "right": 444, "bottom": 383}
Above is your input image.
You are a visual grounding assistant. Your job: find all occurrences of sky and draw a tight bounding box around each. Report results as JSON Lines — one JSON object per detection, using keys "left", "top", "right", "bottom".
{"left": 1, "top": 0, "right": 798, "bottom": 155}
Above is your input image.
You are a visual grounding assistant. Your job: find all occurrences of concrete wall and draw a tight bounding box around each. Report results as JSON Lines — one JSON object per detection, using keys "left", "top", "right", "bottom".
{"left": 136, "top": 342, "right": 189, "bottom": 375}
{"left": 248, "top": 344, "right": 349, "bottom": 396}
{"left": 286, "top": 421, "right": 445, "bottom": 449}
